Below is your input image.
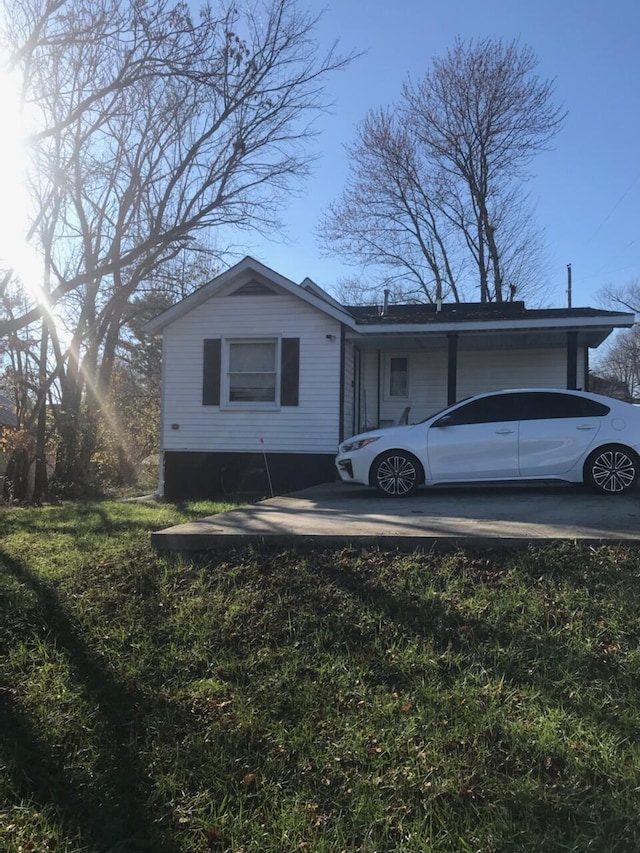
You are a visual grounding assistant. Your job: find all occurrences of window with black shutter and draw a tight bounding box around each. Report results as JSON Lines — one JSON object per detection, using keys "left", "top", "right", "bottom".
{"left": 203, "top": 336, "right": 300, "bottom": 408}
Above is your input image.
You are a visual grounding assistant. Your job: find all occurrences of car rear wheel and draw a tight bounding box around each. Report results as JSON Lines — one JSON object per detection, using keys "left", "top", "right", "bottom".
{"left": 584, "top": 445, "right": 639, "bottom": 494}
{"left": 372, "top": 450, "right": 422, "bottom": 497}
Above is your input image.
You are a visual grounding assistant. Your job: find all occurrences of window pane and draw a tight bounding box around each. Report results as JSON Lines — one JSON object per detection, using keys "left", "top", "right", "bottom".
{"left": 389, "top": 357, "right": 408, "bottom": 397}
{"left": 521, "top": 392, "right": 610, "bottom": 419}
{"left": 449, "top": 393, "right": 522, "bottom": 425}
{"left": 229, "top": 373, "right": 276, "bottom": 402}
{"left": 229, "top": 341, "right": 276, "bottom": 372}
{"left": 445, "top": 392, "right": 611, "bottom": 426}
{"left": 227, "top": 340, "right": 277, "bottom": 403}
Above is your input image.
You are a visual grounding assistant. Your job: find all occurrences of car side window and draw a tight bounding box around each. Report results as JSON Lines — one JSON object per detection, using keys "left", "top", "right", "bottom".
{"left": 442, "top": 393, "right": 523, "bottom": 425}
{"left": 520, "top": 392, "right": 610, "bottom": 420}
{"left": 434, "top": 391, "right": 611, "bottom": 427}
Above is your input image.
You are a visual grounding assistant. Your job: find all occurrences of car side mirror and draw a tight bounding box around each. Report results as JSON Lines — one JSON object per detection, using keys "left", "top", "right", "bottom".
{"left": 433, "top": 414, "right": 454, "bottom": 427}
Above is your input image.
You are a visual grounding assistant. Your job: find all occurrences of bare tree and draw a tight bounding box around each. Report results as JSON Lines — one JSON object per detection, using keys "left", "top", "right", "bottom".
{"left": 0, "top": 0, "right": 352, "bottom": 493}
{"left": 321, "top": 38, "right": 564, "bottom": 304}
{"left": 590, "top": 278, "right": 640, "bottom": 404}
{"left": 0, "top": 278, "right": 54, "bottom": 500}
{"left": 320, "top": 108, "right": 461, "bottom": 304}
{"left": 598, "top": 279, "right": 640, "bottom": 315}
{"left": 2, "top": 0, "right": 351, "bottom": 333}
{"left": 407, "top": 38, "right": 565, "bottom": 302}
{"left": 594, "top": 324, "right": 640, "bottom": 401}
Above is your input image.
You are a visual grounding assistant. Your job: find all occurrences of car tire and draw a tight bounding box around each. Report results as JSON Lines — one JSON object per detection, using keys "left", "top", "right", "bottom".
{"left": 372, "top": 450, "right": 423, "bottom": 497}
{"left": 584, "top": 444, "right": 639, "bottom": 494}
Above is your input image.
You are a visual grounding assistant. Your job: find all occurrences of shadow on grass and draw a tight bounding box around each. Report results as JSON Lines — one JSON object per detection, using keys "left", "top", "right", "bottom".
{"left": 195, "top": 544, "right": 640, "bottom": 845}
{"left": 0, "top": 498, "right": 229, "bottom": 534}
{"left": 2, "top": 539, "right": 640, "bottom": 851}
{"left": 313, "top": 547, "right": 640, "bottom": 724}
{"left": 0, "top": 547, "right": 181, "bottom": 853}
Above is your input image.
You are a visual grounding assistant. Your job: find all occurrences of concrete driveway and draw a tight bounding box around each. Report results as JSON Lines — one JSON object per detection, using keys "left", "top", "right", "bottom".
{"left": 152, "top": 481, "right": 640, "bottom": 551}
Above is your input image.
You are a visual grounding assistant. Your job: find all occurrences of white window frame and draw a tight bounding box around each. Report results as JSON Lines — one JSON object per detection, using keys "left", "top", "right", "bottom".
{"left": 384, "top": 353, "right": 411, "bottom": 401}
{"left": 221, "top": 336, "right": 281, "bottom": 410}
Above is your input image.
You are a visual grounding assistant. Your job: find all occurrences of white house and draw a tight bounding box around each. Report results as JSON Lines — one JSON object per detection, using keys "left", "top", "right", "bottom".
{"left": 145, "top": 257, "right": 634, "bottom": 499}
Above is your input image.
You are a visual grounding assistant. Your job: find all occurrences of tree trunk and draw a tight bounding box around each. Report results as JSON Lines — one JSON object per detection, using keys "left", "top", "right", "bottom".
{"left": 4, "top": 448, "right": 30, "bottom": 502}
{"left": 32, "top": 321, "right": 49, "bottom": 502}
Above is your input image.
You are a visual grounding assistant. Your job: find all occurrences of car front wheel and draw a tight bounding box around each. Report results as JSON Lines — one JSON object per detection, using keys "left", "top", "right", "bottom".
{"left": 584, "top": 445, "right": 639, "bottom": 494}
{"left": 372, "top": 450, "right": 422, "bottom": 497}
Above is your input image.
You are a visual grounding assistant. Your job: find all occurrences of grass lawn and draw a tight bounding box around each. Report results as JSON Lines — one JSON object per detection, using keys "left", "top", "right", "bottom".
{"left": 1, "top": 500, "right": 640, "bottom": 852}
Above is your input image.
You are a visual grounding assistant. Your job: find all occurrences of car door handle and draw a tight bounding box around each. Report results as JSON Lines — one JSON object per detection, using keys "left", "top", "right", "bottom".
{"left": 576, "top": 424, "right": 597, "bottom": 430}
{"left": 495, "top": 428, "right": 514, "bottom": 434}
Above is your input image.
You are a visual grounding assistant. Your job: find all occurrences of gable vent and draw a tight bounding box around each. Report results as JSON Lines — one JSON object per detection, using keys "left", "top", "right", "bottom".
{"left": 231, "top": 280, "right": 277, "bottom": 296}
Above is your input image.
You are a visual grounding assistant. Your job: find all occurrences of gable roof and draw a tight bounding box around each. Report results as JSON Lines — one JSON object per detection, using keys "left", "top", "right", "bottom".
{"left": 145, "top": 256, "right": 355, "bottom": 334}
{"left": 299, "top": 277, "right": 346, "bottom": 312}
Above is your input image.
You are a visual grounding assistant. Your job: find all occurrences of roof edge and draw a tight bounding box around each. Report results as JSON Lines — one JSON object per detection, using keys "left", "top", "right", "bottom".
{"left": 145, "top": 257, "right": 355, "bottom": 334}
{"left": 350, "top": 312, "right": 634, "bottom": 335}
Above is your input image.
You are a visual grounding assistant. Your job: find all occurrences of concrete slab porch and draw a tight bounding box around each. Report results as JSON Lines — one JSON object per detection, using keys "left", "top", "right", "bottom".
{"left": 152, "top": 481, "right": 640, "bottom": 551}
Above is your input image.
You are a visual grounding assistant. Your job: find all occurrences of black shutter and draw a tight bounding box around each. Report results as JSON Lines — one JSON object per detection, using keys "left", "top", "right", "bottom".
{"left": 280, "top": 337, "right": 300, "bottom": 406}
{"left": 202, "top": 339, "right": 221, "bottom": 405}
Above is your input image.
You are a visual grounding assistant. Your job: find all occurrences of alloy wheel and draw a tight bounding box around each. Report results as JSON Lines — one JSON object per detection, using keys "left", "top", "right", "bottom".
{"left": 375, "top": 454, "right": 418, "bottom": 496}
{"left": 590, "top": 448, "right": 637, "bottom": 493}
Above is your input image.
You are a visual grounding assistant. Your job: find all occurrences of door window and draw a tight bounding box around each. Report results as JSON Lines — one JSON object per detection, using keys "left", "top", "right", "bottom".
{"left": 385, "top": 355, "right": 410, "bottom": 399}
{"left": 436, "top": 391, "right": 610, "bottom": 427}
{"left": 517, "top": 392, "right": 610, "bottom": 420}
{"left": 440, "top": 393, "right": 524, "bottom": 425}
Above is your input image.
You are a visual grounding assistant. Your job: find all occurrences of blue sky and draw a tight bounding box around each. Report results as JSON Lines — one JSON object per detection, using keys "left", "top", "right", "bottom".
{"left": 238, "top": 0, "right": 640, "bottom": 309}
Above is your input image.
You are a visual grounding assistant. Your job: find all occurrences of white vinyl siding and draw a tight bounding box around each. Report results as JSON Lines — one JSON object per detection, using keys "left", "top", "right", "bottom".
{"left": 456, "top": 348, "right": 568, "bottom": 399}
{"left": 162, "top": 291, "right": 342, "bottom": 453}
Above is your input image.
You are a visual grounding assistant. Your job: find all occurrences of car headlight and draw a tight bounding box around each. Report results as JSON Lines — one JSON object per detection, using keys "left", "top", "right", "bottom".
{"left": 340, "top": 436, "right": 380, "bottom": 453}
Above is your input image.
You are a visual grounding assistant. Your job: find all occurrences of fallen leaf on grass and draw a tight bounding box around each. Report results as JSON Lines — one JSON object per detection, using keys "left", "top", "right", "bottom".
{"left": 204, "top": 827, "right": 226, "bottom": 849}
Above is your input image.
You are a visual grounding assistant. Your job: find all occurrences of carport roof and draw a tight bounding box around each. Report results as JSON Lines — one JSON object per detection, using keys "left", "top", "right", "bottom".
{"left": 343, "top": 302, "right": 633, "bottom": 349}
{"left": 346, "top": 301, "right": 631, "bottom": 325}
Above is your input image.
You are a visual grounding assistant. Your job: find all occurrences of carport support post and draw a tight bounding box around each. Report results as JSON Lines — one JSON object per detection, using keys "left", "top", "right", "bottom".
{"left": 584, "top": 347, "right": 589, "bottom": 391}
{"left": 567, "top": 331, "right": 578, "bottom": 390}
{"left": 339, "top": 324, "right": 346, "bottom": 443}
{"left": 376, "top": 349, "right": 382, "bottom": 427}
{"left": 447, "top": 332, "right": 458, "bottom": 405}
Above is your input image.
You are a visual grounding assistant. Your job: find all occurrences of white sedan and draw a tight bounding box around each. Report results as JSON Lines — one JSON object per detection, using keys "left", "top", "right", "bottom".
{"left": 335, "top": 389, "right": 640, "bottom": 497}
